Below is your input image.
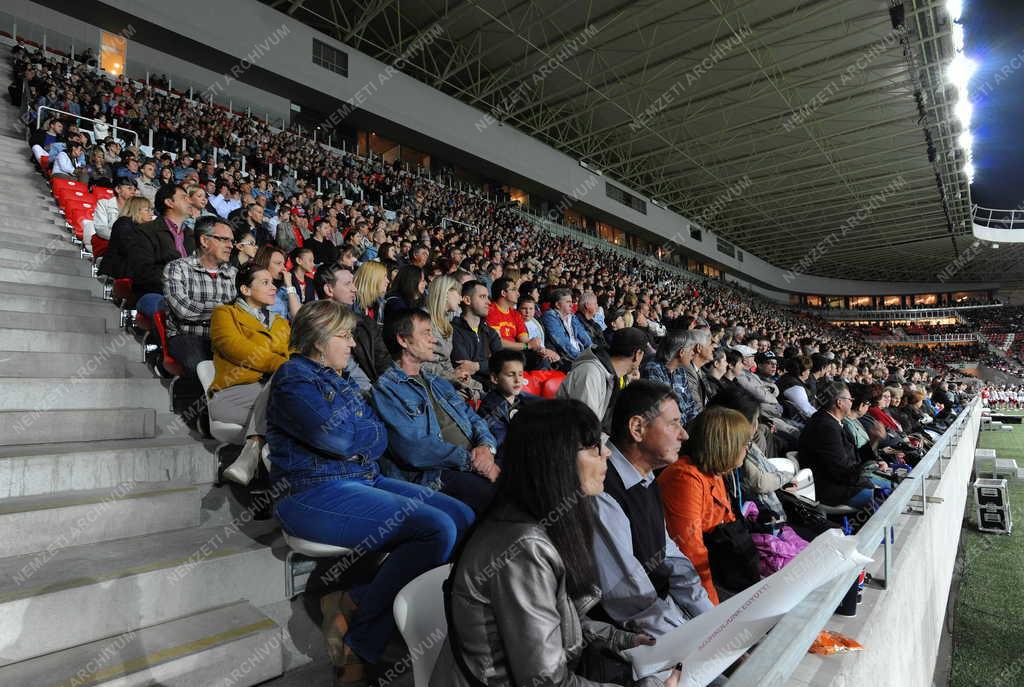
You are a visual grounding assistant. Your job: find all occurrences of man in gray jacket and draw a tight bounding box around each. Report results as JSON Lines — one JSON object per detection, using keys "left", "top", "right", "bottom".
{"left": 556, "top": 327, "right": 647, "bottom": 434}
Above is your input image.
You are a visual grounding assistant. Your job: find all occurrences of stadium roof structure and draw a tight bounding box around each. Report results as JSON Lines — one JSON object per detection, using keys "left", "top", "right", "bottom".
{"left": 264, "top": 0, "right": 1016, "bottom": 283}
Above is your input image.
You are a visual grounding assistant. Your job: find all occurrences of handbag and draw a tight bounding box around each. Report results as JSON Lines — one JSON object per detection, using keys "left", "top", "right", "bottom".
{"left": 702, "top": 519, "right": 761, "bottom": 592}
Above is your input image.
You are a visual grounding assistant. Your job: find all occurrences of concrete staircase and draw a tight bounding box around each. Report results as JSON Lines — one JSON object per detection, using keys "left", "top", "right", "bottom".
{"left": 0, "top": 60, "right": 304, "bottom": 686}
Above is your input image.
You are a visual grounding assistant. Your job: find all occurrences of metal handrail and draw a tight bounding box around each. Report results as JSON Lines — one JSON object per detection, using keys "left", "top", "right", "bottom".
{"left": 34, "top": 105, "right": 140, "bottom": 147}
{"left": 973, "top": 204, "right": 1024, "bottom": 231}
{"left": 726, "top": 398, "right": 979, "bottom": 686}
{"left": 819, "top": 304, "right": 1002, "bottom": 320}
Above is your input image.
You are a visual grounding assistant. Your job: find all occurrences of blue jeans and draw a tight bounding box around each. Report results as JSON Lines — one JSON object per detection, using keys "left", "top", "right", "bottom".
{"left": 274, "top": 475, "right": 474, "bottom": 663}
{"left": 136, "top": 292, "right": 165, "bottom": 316}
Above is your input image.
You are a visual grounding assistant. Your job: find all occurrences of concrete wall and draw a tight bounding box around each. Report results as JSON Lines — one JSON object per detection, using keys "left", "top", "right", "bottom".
{"left": 7, "top": 0, "right": 999, "bottom": 296}
{"left": 790, "top": 402, "right": 982, "bottom": 687}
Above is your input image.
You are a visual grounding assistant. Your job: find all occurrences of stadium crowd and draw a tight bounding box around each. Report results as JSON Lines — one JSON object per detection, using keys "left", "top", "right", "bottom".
{"left": 11, "top": 46, "right": 983, "bottom": 686}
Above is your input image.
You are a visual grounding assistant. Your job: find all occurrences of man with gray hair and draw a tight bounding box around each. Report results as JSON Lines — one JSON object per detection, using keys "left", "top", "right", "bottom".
{"left": 682, "top": 328, "right": 714, "bottom": 413}
{"left": 162, "top": 215, "right": 238, "bottom": 375}
{"left": 575, "top": 290, "right": 608, "bottom": 349}
{"left": 641, "top": 329, "right": 700, "bottom": 422}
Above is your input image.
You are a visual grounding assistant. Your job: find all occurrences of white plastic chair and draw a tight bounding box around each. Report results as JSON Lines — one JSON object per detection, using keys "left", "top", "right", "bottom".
{"left": 196, "top": 360, "right": 246, "bottom": 445}
{"left": 394, "top": 564, "right": 453, "bottom": 687}
{"left": 767, "top": 457, "right": 797, "bottom": 482}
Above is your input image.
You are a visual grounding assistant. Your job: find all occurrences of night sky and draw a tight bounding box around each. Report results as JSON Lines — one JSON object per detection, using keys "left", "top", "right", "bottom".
{"left": 966, "top": 0, "right": 1024, "bottom": 208}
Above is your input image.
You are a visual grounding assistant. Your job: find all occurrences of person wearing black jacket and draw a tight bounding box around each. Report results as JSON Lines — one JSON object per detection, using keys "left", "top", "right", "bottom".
{"left": 797, "top": 381, "right": 877, "bottom": 508}
{"left": 314, "top": 262, "right": 391, "bottom": 382}
{"left": 128, "top": 184, "right": 195, "bottom": 315}
{"left": 451, "top": 280, "right": 503, "bottom": 390}
{"left": 98, "top": 196, "right": 153, "bottom": 280}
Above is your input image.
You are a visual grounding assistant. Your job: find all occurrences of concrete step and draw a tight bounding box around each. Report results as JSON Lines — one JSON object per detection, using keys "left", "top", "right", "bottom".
{"left": 0, "top": 309, "right": 108, "bottom": 334}
{"left": 0, "top": 237, "right": 80, "bottom": 258}
{"left": 0, "top": 350, "right": 154, "bottom": 379}
{"left": 0, "top": 279, "right": 96, "bottom": 301}
{"left": 0, "top": 520, "right": 286, "bottom": 665}
{"left": 0, "top": 220, "right": 68, "bottom": 239}
{"left": 0, "top": 248, "right": 94, "bottom": 276}
{"left": 0, "top": 327, "right": 119, "bottom": 354}
{"left": 0, "top": 228, "right": 71, "bottom": 251}
{"left": 0, "top": 601, "right": 283, "bottom": 687}
{"left": 0, "top": 266, "right": 103, "bottom": 297}
{"left": 0, "top": 407, "right": 156, "bottom": 446}
{"left": 1, "top": 294, "right": 120, "bottom": 328}
{"left": 0, "top": 200, "right": 55, "bottom": 216}
{"left": 0, "top": 377, "right": 167, "bottom": 411}
{"left": 0, "top": 350, "right": 128, "bottom": 378}
{"left": 0, "top": 481, "right": 200, "bottom": 557}
{"left": 0, "top": 435, "right": 217, "bottom": 498}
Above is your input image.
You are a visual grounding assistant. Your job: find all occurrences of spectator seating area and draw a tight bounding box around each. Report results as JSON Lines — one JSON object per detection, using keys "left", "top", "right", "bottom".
{"left": 0, "top": 41, "right": 987, "bottom": 687}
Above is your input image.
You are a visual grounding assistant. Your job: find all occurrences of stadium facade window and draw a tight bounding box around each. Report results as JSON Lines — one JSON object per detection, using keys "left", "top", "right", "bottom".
{"left": 312, "top": 39, "right": 348, "bottom": 77}
{"left": 717, "top": 237, "right": 735, "bottom": 258}
{"left": 736, "top": 249, "right": 743, "bottom": 262}
{"left": 605, "top": 183, "right": 647, "bottom": 215}
{"left": 690, "top": 227, "right": 702, "bottom": 241}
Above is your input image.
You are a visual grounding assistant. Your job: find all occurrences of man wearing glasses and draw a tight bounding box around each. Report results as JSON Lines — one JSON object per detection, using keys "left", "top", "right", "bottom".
{"left": 797, "top": 381, "right": 879, "bottom": 509}
{"left": 163, "top": 216, "right": 238, "bottom": 376}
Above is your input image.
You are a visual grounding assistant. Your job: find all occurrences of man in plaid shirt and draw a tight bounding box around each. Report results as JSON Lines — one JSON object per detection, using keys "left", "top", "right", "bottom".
{"left": 640, "top": 329, "right": 702, "bottom": 424}
{"left": 163, "top": 215, "right": 237, "bottom": 375}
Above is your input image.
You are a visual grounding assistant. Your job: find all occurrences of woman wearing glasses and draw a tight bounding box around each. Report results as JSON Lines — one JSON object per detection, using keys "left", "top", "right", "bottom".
{"left": 228, "top": 228, "right": 258, "bottom": 270}
{"left": 209, "top": 264, "right": 292, "bottom": 484}
{"left": 267, "top": 300, "right": 473, "bottom": 683}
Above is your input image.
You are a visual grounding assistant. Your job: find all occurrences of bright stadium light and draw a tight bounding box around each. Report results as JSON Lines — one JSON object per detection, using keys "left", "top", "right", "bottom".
{"left": 954, "top": 97, "right": 973, "bottom": 126}
{"left": 947, "top": 54, "right": 977, "bottom": 90}
{"left": 959, "top": 130, "right": 973, "bottom": 152}
{"left": 964, "top": 160, "right": 976, "bottom": 182}
{"left": 946, "top": 0, "right": 963, "bottom": 21}
{"left": 952, "top": 23, "right": 965, "bottom": 52}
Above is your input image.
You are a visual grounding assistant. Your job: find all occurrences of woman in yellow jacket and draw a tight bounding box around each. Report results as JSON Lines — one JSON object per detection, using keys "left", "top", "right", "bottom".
{"left": 209, "top": 263, "right": 291, "bottom": 484}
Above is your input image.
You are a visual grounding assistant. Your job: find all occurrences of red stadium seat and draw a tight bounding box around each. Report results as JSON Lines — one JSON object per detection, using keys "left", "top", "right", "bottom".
{"left": 38, "top": 154, "right": 49, "bottom": 176}
{"left": 91, "top": 235, "right": 109, "bottom": 258}
{"left": 522, "top": 370, "right": 566, "bottom": 399}
{"left": 152, "top": 310, "right": 184, "bottom": 378}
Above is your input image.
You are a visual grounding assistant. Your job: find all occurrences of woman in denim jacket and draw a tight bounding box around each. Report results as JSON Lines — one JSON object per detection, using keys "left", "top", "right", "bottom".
{"left": 266, "top": 300, "right": 473, "bottom": 681}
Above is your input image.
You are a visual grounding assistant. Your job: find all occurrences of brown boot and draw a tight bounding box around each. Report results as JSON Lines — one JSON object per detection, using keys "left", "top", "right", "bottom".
{"left": 320, "top": 592, "right": 365, "bottom": 684}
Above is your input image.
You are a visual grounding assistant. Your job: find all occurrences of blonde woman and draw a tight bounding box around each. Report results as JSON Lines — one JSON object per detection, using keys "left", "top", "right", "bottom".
{"left": 99, "top": 196, "right": 154, "bottom": 279}
{"left": 658, "top": 406, "right": 757, "bottom": 604}
{"left": 423, "top": 275, "right": 482, "bottom": 399}
{"left": 354, "top": 261, "right": 389, "bottom": 324}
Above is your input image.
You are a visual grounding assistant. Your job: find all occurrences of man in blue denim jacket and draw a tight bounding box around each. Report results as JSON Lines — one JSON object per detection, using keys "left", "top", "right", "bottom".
{"left": 541, "top": 287, "right": 593, "bottom": 361}
{"left": 373, "top": 309, "right": 500, "bottom": 514}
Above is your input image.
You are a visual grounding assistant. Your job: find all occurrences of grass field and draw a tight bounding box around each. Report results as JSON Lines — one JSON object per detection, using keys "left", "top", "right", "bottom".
{"left": 949, "top": 412, "right": 1024, "bottom": 687}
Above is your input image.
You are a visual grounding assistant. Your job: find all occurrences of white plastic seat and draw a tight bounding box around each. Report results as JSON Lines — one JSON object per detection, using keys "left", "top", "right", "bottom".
{"left": 197, "top": 360, "right": 246, "bottom": 445}
{"left": 768, "top": 457, "right": 797, "bottom": 482}
{"left": 393, "top": 564, "right": 452, "bottom": 687}
{"left": 794, "top": 468, "right": 815, "bottom": 501}
{"left": 282, "top": 532, "right": 353, "bottom": 558}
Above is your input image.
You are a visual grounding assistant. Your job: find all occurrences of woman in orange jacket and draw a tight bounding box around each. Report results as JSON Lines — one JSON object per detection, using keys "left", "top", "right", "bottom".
{"left": 657, "top": 406, "right": 752, "bottom": 604}
{"left": 208, "top": 263, "right": 291, "bottom": 484}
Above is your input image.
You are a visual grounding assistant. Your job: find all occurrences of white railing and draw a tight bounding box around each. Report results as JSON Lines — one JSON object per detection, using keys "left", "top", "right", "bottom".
{"left": 725, "top": 398, "right": 980, "bottom": 686}
{"left": 973, "top": 204, "right": 1024, "bottom": 231}
{"left": 866, "top": 333, "right": 980, "bottom": 344}
{"left": 820, "top": 303, "right": 1002, "bottom": 320}
{"left": 33, "top": 105, "right": 140, "bottom": 147}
